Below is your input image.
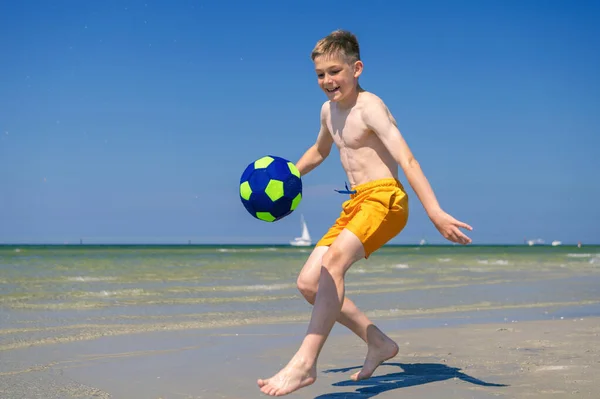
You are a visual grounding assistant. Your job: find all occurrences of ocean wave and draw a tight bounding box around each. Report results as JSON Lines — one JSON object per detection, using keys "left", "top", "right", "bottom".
{"left": 345, "top": 278, "right": 422, "bottom": 288}
{"left": 66, "top": 276, "right": 118, "bottom": 282}
{"left": 6, "top": 294, "right": 299, "bottom": 310}
{"left": 477, "top": 259, "right": 509, "bottom": 265}
{"left": 165, "top": 283, "right": 296, "bottom": 293}
{"left": 3, "top": 298, "right": 599, "bottom": 352}
{"left": 239, "top": 283, "right": 293, "bottom": 291}
{"left": 74, "top": 289, "right": 149, "bottom": 298}
{"left": 366, "top": 299, "right": 600, "bottom": 319}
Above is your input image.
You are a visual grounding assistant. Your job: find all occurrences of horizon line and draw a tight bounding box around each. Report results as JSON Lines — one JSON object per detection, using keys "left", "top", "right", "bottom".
{"left": 0, "top": 243, "right": 597, "bottom": 247}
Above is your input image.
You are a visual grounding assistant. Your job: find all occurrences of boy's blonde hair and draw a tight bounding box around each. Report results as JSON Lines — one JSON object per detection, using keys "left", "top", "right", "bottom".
{"left": 311, "top": 30, "right": 360, "bottom": 63}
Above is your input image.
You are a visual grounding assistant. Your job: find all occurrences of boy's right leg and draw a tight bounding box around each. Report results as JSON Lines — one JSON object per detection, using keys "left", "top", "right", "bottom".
{"left": 297, "top": 245, "right": 398, "bottom": 380}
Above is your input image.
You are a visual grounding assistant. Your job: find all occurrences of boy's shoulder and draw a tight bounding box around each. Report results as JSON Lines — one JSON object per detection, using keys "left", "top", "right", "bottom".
{"left": 358, "top": 91, "right": 386, "bottom": 106}
{"left": 320, "top": 101, "right": 331, "bottom": 119}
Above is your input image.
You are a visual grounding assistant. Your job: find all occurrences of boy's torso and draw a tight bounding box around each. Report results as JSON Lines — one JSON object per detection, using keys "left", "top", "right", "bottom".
{"left": 325, "top": 91, "right": 399, "bottom": 188}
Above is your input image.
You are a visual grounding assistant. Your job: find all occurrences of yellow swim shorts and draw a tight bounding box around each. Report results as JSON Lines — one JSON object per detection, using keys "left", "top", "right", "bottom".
{"left": 316, "top": 178, "right": 409, "bottom": 258}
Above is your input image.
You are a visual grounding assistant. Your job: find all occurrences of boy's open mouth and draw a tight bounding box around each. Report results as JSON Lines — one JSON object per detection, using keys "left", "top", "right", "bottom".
{"left": 326, "top": 86, "right": 340, "bottom": 93}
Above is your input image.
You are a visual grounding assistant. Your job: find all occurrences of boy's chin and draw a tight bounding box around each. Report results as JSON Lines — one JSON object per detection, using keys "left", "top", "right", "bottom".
{"left": 325, "top": 92, "right": 343, "bottom": 102}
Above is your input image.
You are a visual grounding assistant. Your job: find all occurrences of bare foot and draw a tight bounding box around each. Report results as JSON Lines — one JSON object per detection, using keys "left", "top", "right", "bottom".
{"left": 351, "top": 332, "right": 399, "bottom": 381}
{"left": 257, "top": 358, "right": 316, "bottom": 396}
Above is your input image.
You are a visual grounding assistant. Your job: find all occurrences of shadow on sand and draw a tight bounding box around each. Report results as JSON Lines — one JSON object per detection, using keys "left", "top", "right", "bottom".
{"left": 315, "top": 362, "right": 508, "bottom": 399}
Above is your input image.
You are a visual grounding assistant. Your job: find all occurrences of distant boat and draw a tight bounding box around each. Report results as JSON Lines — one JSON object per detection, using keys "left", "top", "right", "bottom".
{"left": 551, "top": 240, "right": 562, "bottom": 246}
{"left": 290, "top": 214, "right": 312, "bottom": 246}
{"left": 419, "top": 239, "right": 427, "bottom": 246}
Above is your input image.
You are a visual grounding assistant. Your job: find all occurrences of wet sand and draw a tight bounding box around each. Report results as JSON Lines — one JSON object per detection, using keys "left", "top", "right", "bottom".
{"left": 1, "top": 316, "right": 598, "bottom": 398}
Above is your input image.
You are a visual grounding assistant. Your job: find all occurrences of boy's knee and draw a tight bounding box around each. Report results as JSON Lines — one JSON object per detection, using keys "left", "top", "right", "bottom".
{"left": 322, "top": 246, "right": 347, "bottom": 276}
{"left": 296, "top": 275, "right": 317, "bottom": 303}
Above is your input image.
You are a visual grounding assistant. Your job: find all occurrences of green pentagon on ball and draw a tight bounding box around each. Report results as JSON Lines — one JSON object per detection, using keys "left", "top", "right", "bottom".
{"left": 254, "top": 156, "right": 274, "bottom": 169}
{"left": 256, "top": 212, "right": 276, "bottom": 222}
{"left": 291, "top": 193, "right": 302, "bottom": 210}
{"left": 239, "top": 181, "right": 252, "bottom": 201}
{"left": 265, "top": 179, "right": 284, "bottom": 201}
{"left": 287, "top": 162, "right": 300, "bottom": 178}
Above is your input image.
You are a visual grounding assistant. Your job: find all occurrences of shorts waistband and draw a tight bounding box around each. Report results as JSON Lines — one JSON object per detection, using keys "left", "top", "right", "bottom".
{"left": 351, "top": 178, "right": 403, "bottom": 195}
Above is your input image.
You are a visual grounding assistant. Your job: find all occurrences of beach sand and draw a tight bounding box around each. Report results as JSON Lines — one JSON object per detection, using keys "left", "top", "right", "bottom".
{"left": 1, "top": 316, "right": 598, "bottom": 398}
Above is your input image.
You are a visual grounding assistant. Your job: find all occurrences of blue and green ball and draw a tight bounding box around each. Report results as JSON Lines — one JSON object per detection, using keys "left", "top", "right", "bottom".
{"left": 239, "top": 155, "right": 302, "bottom": 222}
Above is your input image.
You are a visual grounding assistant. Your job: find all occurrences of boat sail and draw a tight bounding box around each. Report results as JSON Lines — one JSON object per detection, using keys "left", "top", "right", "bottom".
{"left": 290, "top": 214, "right": 312, "bottom": 246}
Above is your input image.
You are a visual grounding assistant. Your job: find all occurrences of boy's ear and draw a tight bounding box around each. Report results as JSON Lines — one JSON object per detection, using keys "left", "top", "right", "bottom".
{"left": 353, "top": 60, "right": 364, "bottom": 78}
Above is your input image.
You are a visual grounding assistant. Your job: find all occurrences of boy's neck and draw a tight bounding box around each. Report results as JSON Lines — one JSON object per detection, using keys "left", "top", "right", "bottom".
{"left": 335, "top": 85, "right": 364, "bottom": 110}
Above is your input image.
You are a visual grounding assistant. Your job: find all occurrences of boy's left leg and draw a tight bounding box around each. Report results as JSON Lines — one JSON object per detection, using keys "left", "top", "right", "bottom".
{"left": 257, "top": 228, "right": 364, "bottom": 396}
{"left": 296, "top": 246, "right": 399, "bottom": 381}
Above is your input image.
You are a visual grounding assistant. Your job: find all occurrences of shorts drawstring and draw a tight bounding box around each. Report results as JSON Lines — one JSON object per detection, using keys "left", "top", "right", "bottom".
{"left": 334, "top": 182, "right": 357, "bottom": 195}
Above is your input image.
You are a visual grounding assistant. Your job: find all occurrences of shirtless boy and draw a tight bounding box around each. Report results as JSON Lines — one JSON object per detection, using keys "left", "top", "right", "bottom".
{"left": 258, "top": 30, "right": 473, "bottom": 396}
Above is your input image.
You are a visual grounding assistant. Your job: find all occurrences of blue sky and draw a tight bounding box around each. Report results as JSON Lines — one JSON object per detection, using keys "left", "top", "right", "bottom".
{"left": 1, "top": 0, "right": 599, "bottom": 245}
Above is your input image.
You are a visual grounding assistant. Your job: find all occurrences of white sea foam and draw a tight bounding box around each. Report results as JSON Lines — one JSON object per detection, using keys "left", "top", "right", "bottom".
{"left": 477, "top": 259, "right": 509, "bottom": 265}
{"left": 393, "top": 264, "right": 410, "bottom": 269}
{"left": 88, "top": 289, "right": 146, "bottom": 297}
{"left": 566, "top": 253, "right": 592, "bottom": 258}
{"left": 67, "top": 276, "right": 118, "bottom": 282}
{"left": 242, "top": 283, "right": 292, "bottom": 291}
{"left": 437, "top": 258, "right": 452, "bottom": 263}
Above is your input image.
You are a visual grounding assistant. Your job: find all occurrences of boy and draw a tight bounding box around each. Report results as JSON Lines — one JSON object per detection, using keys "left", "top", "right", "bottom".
{"left": 258, "top": 30, "right": 473, "bottom": 396}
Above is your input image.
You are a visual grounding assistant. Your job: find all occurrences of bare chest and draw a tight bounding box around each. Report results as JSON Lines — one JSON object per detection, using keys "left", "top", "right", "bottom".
{"left": 326, "top": 108, "right": 371, "bottom": 149}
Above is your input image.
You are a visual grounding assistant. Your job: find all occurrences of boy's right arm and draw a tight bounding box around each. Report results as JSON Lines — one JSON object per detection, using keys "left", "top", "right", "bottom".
{"left": 295, "top": 103, "right": 333, "bottom": 176}
{"left": 363, "top": 97, "right": 473, "bottom": 245}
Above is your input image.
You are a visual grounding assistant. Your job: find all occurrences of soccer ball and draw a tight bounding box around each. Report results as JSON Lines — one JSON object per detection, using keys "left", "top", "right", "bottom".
{"left": 239, "top": 155, "right": 302, "bottom": 222}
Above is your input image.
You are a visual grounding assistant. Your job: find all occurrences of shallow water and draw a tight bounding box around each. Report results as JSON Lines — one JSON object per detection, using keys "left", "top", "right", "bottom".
{"left": 1, "top": 244, "right": 599, "bottom": 351}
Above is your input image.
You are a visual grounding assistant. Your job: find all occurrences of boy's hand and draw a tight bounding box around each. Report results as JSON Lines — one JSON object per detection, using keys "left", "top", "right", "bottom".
{"left": 429, "top": 209, "right": 473, "bottom": 245}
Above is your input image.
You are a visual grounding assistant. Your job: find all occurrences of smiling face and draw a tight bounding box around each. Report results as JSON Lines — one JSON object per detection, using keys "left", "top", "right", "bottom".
{"left": 314, "top": 54, "right": 363, "bottom": 107}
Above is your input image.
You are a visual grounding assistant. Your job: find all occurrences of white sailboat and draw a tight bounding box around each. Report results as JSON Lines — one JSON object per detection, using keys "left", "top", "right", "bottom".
{"left": 290, "top": 214, "right": 312, "bottom": 246}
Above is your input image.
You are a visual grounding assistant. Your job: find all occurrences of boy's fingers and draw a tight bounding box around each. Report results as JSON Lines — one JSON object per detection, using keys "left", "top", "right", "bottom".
{"left": 457, "top": 221, "right": 473, "bottom": 231}
{"left": 445, "top": 226, "right": 472, "bottom": 245}
{"left": 450, "top": 228, "right": 465, "bottom": 244}
{"left": 449, "top": 232, "right": 459, "bottom": 243}
{"left": 454, "top": 228, "right": 471, "bottom": 244}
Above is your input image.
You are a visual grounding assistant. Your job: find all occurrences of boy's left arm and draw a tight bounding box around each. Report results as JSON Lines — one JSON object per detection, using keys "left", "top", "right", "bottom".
{"left": 363, "top": 99, "right": 473, "bottom": 245}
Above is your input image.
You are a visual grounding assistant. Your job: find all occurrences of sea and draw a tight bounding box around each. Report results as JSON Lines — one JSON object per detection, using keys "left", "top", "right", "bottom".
{"left": 1, "top": 244, "right": 599, "bottom": 351}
